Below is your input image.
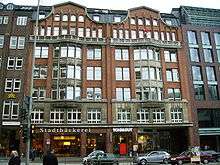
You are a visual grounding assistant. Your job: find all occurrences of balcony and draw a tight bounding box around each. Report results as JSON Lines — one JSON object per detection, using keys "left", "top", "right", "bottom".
{"left": 110, "top": 38, "right": 181, "bottom": 48}
{"left": 29, "top": 35, "right": 106, "bottom": 45}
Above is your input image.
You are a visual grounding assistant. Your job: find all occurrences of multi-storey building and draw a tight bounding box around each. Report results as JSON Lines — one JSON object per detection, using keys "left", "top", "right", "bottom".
{"left": 0, "top": 2, "right": 51, "bottom": 155}
{"left": 172, "top": 6, "right": 220, "bottom": 151}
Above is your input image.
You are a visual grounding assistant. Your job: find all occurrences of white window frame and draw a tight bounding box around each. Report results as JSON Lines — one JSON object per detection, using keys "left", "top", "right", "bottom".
{"left": 31, "top": 109, "right": 44, "bottom": 123}
{"left": 16, "top": 16, "right": 27, "bottom": 26}
{"left": 137, "top": 109, "right": 149, "bottom": 123}
{"left": 171, "top": 108, "right": 183, "bottom": 123}
{"left": 153, "top": 109, "right": 165, "bottom": 123}
{"left": 50, "top": 109, "right": 64, "bottom": 123}
{"left": 87, "top": 109, "right": 101, "bottom": 123}
{"left": 0, "top": 35, "right": 4, "bottom": 48}
{"left": 67, "top": 109, "right": 81, "bottom": 123}
{"left": 117, "top": 108, "right": 131, "bottom": 123}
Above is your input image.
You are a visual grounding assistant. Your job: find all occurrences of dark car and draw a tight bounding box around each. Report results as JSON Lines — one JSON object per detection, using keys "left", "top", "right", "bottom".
{"left": 133, "top": 151, "right": 171, "bottom": 165}
{"left": 83, "top": 151, "right": 118, "bottom": 165}
{"left": 201, "top": 150, "right": 220, "bottom": 162}
{"left": 169, "top": 150, "right": 214, "bottom": 165}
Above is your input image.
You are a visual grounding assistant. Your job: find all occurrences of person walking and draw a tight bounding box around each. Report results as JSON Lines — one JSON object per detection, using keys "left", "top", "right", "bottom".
{"left": 8, "top": 150, "right": 21, "bottom": 165}
{"left": 43, "top": 149, "right": 58, "bottom": 165}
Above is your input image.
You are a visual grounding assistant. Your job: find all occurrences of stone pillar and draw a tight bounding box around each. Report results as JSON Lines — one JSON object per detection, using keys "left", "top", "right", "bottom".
{"left": 106, "top": 129, "right": 113, "bottom": 153}
{"left": 80, "top": 132, "right": 87, "bottom": 157}
{"left": 187, "top": 127, "right": 200, "bottom": 148}
{"left": 43, "top": 133, "right": 50, "bottom": 154}
{"left": 165, "top": 101, "right": 171, "bottom": 123}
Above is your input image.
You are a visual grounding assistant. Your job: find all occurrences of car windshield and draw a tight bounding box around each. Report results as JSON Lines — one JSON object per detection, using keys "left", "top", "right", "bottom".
{"left": 88, "top": 150, "right": 103, "bottom": 157}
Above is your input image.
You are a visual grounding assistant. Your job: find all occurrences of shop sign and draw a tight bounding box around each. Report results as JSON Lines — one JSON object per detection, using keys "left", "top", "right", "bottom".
{"left": 2, "top": 121, "right": 20, "bottom": 126}
{"left": 39, "top": 128, "right": 91, "bottom": 133}
{"left": 113, "top": 128, "right": 132, "bottom": 132}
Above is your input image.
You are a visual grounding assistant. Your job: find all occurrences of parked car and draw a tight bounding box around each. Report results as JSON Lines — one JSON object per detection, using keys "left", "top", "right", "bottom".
{"left": 133, "top": 151, "right": 171, "bottom": 165}
{"left": 83, "top": 150, "right": 104, "bottom": 165}
{"left": 201, "top": 150, "right": 220, "bottom": 162}
{"left": 83, "top": 150, "right": 118, "bottom": 165}
{"left": 169, "top": 150, "right": 214, "bottom": 165}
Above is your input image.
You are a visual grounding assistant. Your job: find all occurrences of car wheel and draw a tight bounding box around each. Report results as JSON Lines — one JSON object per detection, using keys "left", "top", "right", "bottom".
{"left": 177, "top": 160, "right": 183, "bottom": 165}
{"left": 140, "top": 159, "right": 147, "bottom": 165}
{"left": 203, "top": 159, "right": 209, "bottom": 164}
{"left": 163, "top": 159, "right": 169, "bottom": 164}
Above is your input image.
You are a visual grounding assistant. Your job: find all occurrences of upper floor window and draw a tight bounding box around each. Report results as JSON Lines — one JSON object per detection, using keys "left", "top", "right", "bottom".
{"left": 137, "top": 109, "right": 149, "bottom": 123}
{"left": 10, "top": 36, "right": 25, "bottom": 49}
{"left": 145, "top": 19, "right": 151, "bottom": 25}
{"left": 166, "top": 32, "right": 170, "bottom": 41}
{"left": 192, "top": 66, "right": 202, "bottom": 81}
{"left": 17, "top": 16, "right": 27, "bottom": 26}
{"left": 62, "top": 15, "right": 68, "bottom": 21}
{"left": 206, "top": 66, "right": 216, "bottom": 81}
{"left": 154, "top": 32, "right": 159, "bottom": 40}
{"left": 87, "top": 67, "right": 101, "bottom": 80}
{"left": 125, "top": 30, "right": 129, "bottom": 39}
{"left": 119, "top": 29, "right": 123, "bottom": 39}
{"left": 87, "top": 48, "right": 101, "bottom": 60}
{"left": 50, "top": 109, "right": 64, "bottom": 123}
{"left": 60, "top": 46, "right": 81, "bottom": 59}
{"left": 153, "top": 109, "right": 165, "bottom": 123}
{"left": 34, "top": 66, "right": 47, "bottom": 79}
{"left": 131, "top": 30, "right": 136, "bottom": 39}
{"left": 3, "top": 101, "right": 19, "bottom": 120}
{"left": 166, "top": 69, "right": 179, "bottom": 82}
{"left": 115, "top": 49, "right": 129, "bottom": 60}
{"left": 92, "top": 29, "right": 96, "bottom": 38}
{"left": 87, "top": 88, "right": 102, "bottom": 100}
{"left": 98, "top": 29, "right": 102, "bottom": 38}
{"left": 201, "top": 32, "right": 211, "bottom": 45}
{"left": 189, "top": 48, "right": 200, "bottom": 62}
{"left": 88, "top": 109, "right": 101, "bottom": 123}
{"left": 61, "top": 27, "right": 68, "bottom": 35}
{"left": 152, "top": 19, "right": 158, "bottom": 26}
{"left": 54, "top": 14, "right": 60, "bottom": 21}
{"left": 214, "top": 33, "right": 220, "bottom": 46}
{"left": 32, "top": 88, "right": 46, "bottom": 100}
{"left": 161, "top": 32, "right": 165, "bottom": 41}
{"left": 0, "top": 16, "right": 9, "bottom": 24}
{"left": 31, "top": 109, "right": 44, "bottom": 124}
{"left": 171, "top": 107, "right": 183, "bottom": 123}
{"left": 67, "top": 109, "right": 81, "bottom": 124}
{"left": 208, "top": 85, "right": 219, "bottom": 100}
{"left": 78, "top": 15, "right": 84, "bottom": 22}
{"left": 35, "top": 46, "right": 48, "bottom": 58}
{"left": 194, "top": 84, "right": 205, "bottom": 100}
{"left": 7, "top": 57, "right": 23, "bottom": 70}
{"left": 168, "top": 88, "right": 181, "bottom": 100}
{"left": 0, "top": 35, "right": 4, "bottom": 48}
{"left": 46, "top": 27, "right": 51, "bottom": 36}
{"left": 53, "top": 27, "right": 59, "bottom": 36}
{"left": 114, "top": 16, "right": 121, "bottom": 23}
{"left": 5, "top": 78, "right": 21, "bottom": 92}
{"left": 217, "top": 49, "right": 220, "bottom": 63}
{"left": 171, "top": 32, "right": 176, "bottom": 41}
{"left": 136, "top": 87, "right": 162, "bottom": 101}
{"left": 115, "top": 67, "right": 130, "bottom": 80}
{"left": 138, "top": 18, "right": 143, "bottom": 25}
{"left": 130, "top": 18, "right": 135, "bottom": 25}
{"left": 78, "top": 28, "right": 84, "bottom": 37}
{"left": 117, "top": 108, "right": 131, "bottom": 123}
{"left": 71, "top": 15, "right": 76, "bottom": 22}
{"left": 93, "top": 15, "right": 100, "bottom": 22}
{"left": 164, "top": 50, "right": 177, "bottom": 62}
{"left": 113, "top": 29, "right": 117, "bottom": 38}
{"left": 203, "top": 49, "right": 213, "bottom": 63}
{"left": 187, "top": 31, "right": 197, "bottom": 45}
{"left": 52, "top": 86, "right": 80, "bottom": 100}
{"left": 116, "top": 88, "right": 130, "bottom": 101}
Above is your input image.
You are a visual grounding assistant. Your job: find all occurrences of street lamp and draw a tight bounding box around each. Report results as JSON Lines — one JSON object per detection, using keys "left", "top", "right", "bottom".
{"left": 26, "top": 0, "right": 40, "bottom": 164}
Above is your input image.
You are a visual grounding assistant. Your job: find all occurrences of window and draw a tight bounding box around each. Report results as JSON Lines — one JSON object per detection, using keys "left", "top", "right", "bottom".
{"left": 93, "top": 15, "right": 100, "bottom": 22}
{"left": 61, "top": 27, "right": 68, "bottom": 35}
{"left": 113, "top": 29, "right": 117, "bottom": 38}
{"left": 139, "top": 31, "right": 144, "bottom": 38}
{"left": 214, "top": 33, "right": 220, "bottom": 46}
{"left": 187, "top": 31, "right": 197, "bottom": 44}
{"left": 125, "top": 30, "right": 129, "bottom": 39}
{"left": 130, "top": 18, "right": 135, "bottom": 25}
{"left": 46, "top": 27, "right": 51, "bottom": 36}
{"left": 115, "top": 49, "right": 129, "bottom": 60}
{"left": 153, "top": 109, "right": 165, "bottom": 123}
{"left": 17, "top": 37, "right": 25, "bottom": 49}
{"left": 40, "top": 27, "right": 45, "bottom": 36}
{"left": 98, "top": 29, "right": 102, "bottom": 38}
{"left": 203, "top": 49, "right": 213, "bottom": 63}
{"left": 208, "top": 85, "right": 219, "bottom": 100}
{"left": 92, "top": 29, "right": 96, "bottom": 38}
{"left": 32, "top": 88, "right": 46, "bottom": 100}
{"left": 31, "top": 109, "right": 44, "bottom": 123}
{"left": 78, "top": 15, "right": 84, "bottom": 22}
{"left": 50, "top": 109, "right": 64, "bottom": 123}
{"left": 114, "top": 16, "right": 121, "bottom": 22}
{"left": 168, "top": 88, "right": 181, "bottom": 100}
{"left": 166, "top": 69, "right": 179, "bottom": 82}
{"left": 152, "top": 19, "right": 158, "bottom": 26}
{"left": 171, "top": 107, "right": 183, "bottom": 123}
{"left": 192, "top": 66, "right": 202, "bottom": 81}
{"left": 194, "top": 84, "right": 205, "bottom": 100}
{"left": 118, "top": 108, "right": 131, "bottom": 123}
{"left": 62, "top": 15, "right": 68, "bottom": 21}
{"left": 60, "top": 46, "right": 81, "bottom": 58}
{"left": 0, "top": 35, "right": 4, "bottom": 48}
{"left": 116, "top": 88, "right": 130, "bottom": 101}
{"left": 34, "top": 66, "right": 47, "bottom": 79}
{"left": 52, "top": 86, "right": 80, "bottom": 100}
{"left": 39, "top": 14, "right": 45, "bottom": 19}
{"left": 131, "top": 30, "right": 136, "bottom": 39}
{"left": 3, "top": 101, "right": 19, "bottom": 120}
{"left": 161, "top": 32, "right": 165, "bottom": 41}
{"left": 87, "top": 48, "right": 101, "bottom": 60}
{"left": 217, "top": 49, "right": 220, "bottom": 63}
{"left": 201, "top": 32, "right": 211, "bottom": 45}
{"left": 189, "top": 48, "right": 199, "bottom": 62}
{"left": 149, "top": 67, "right": 156, "bottom": 80}
{"left": 58, "top": 65, "right": 81, "bottom": 79}
{"left": 7, "top": 57, "right": 23, "bottom": 70}
{"left": 35, "top": 46, "right": 48, "bottom": 58}
{"left": 138, "top": 18, "right": 143, "bottom": 25}
{"left": 54, "top": 14, "right": 60, "bottom": 21}
{"left": 67, "top": 109, "right": 81, "bottom": 123}
{"left": 133, "top": 49, "right": 147, "bottom": 60}
{"left": 206, "top": 66, "right": 216, "bottom": 81}
{"left": 71, "top": 15, "right": 76, "bottom": 22}
{"left": 5, "top": 78, "right": 21, "bottom": 92}
{"left": 9, "top": 36, "right": 17, "bottom": 49}
{"left": 145, "top": 19, "right": 151, "bottom": 25}
{"left": 115, "top": 67, "right": 130, "bottom": 80}
{"left": 0, "top": 16, "right": 9, "bottom": 24}
{"left": 53, "top": 27, "right": 59, "bottom": 36}
{"left": 86, "top": 28, "right": 90, "bottom": 37}
{"left": 154, "top": 32, "right": 159, "bottom": 40}
{"left": 166, "top": 32, "right": 170, "bottom": 41}
{"left": 78, "top": 28, "right": 84, "bottom": 37}
{"left": 171, "top": 32, "right": 176, "bottom": 41}
{"left": 164, "top": 50, "right": 177, "bottom": 62}
{"left": 137, "top": 109, "right": 149, "bottom": 123}
{"left": 16, "top": 16, "right": 27, "bottom": 26}
{"left": 119, "top": 29, "right": 123, "bottom": 39}
{"left": 87, "top": 109, "right": 101, "bottom": 123}
{"left": 87, "top": 67, "right": 101, "bottom": 80}
{"left": 87, "top": 88, "right": 102, "bottom": 100}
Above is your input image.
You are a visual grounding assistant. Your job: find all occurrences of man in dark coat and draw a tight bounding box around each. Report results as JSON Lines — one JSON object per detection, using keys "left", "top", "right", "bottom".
{"left": 43, "top": 149, "right": 58, "bottom": 165}
{"left": 8, "top": 150, "right": 21, "bottom": 165}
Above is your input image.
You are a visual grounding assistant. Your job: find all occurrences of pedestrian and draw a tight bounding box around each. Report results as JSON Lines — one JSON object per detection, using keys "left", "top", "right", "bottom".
{"left": 8, "top": 150, "right": 21, "bottom": 165}
{"left": 43, "top": 149, "right": 58, "bottom": 165}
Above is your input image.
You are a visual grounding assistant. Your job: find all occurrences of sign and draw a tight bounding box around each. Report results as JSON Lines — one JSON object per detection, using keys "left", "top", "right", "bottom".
{"left": 2, "top": 121, "right": 20, "bottom": 126}
{"left": 113, "top": 128, "right": 132, "bottom": 132}
{"left": 191, "top": 156, "right": 201, "bottom": 162}
{"left": 119, "top": 143, "right": 127, "bottom": 155}
{"left": 7, "top": 93, "right": 16, "bottom": 99}
{"left": 38, "top": 128, "right": 91, "bottom": 133}
{"left": 46, "top": 139, "right": 50, "bottom": 145}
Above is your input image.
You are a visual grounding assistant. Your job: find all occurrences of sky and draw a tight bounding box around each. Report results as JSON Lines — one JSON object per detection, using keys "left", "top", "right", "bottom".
{"left": 1, "top": 0, "right": 220, "bottom": 13}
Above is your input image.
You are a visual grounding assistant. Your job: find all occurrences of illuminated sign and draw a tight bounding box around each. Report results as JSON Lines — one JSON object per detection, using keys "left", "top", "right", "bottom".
{"left": 38, "top": 128, "right": 91, "bottom": 133}
{"left": 113, "top": 128, "right": 132, "bottom": 132}
{"left": 63, "top": 142, "right": 71, "bottom": 146}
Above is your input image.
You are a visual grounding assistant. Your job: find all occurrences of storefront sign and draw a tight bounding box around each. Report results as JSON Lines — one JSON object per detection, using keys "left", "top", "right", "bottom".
{"left": 113, "top": 128, "right": 132, "bottom": 132}
{"left": 38, "top": 128, "right": 91, "bottom": 133}
{"left": 2, "top": 121, "right": 20, "bottom": 126}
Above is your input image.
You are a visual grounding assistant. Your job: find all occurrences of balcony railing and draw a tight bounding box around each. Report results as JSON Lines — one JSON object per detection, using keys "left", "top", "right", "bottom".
{"left": 110, "top": 38, "right": 181, "bottom": 48}
{"left": 29, "top": 35, "right": 106, "bottom": 45}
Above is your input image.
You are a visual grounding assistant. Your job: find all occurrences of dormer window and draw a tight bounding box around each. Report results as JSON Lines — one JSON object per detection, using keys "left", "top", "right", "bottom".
{"left": 138, "top": 18, "right": 143, "bottom": 25}
{"left": 71, "top": 15, "right": 76, "bottom": 22}
{"left": 62, "top": 15, "right": 68, "bottom": 21}
{"left": 54, "top": 14, "right": 60, "bottom": 21}
{"left": 130, "top": 18, "right": 136, "bottom": 25}
{"left": 153, "top": 19, "right": 158, "bottom": 26}
{"left": 165, "top": 20, "right": 172, "bottom": 26}
{"left": 78, "top": 15, "right": 84, "bottom": 22}
{"left": 93, "top": 15, "right": 100, "bottom": 22}
{"left": 39, "top": 14, "right": 45, "bottom": 19}
{"left": 114, "top": 16, "right": 121, "bottom": 23}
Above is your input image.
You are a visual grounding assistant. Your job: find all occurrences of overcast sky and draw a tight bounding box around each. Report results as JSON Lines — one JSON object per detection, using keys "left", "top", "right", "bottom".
{"left": 1, "top": 0, "right": 220, "bottom": 13}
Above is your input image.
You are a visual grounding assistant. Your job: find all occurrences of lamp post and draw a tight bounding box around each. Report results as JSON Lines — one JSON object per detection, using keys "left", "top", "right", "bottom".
{"left": 26, "top": 0, "right": 40, "bottom": 164}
